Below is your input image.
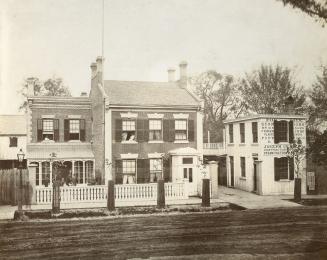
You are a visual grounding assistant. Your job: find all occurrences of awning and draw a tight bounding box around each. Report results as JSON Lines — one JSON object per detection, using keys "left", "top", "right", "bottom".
{"left": 27, "top": 143, "right": 94, "bottom": 160}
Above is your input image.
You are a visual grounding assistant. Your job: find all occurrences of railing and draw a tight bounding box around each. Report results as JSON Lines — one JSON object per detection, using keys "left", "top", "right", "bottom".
{"left": 203, "top": 143, "right": 224, "bottom": 149}
{"left": 35, "top": 182, "right": 187, "bottom": 205}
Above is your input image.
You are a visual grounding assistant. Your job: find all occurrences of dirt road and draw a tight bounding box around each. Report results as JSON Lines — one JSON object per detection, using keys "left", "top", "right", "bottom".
{"left": 1, "top": 206, "right": 327, "bottom": 259}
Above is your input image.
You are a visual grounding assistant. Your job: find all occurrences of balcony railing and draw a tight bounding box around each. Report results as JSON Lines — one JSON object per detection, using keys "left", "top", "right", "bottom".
{"left": 203, "top": 143, "right": 224, "bottom": 149}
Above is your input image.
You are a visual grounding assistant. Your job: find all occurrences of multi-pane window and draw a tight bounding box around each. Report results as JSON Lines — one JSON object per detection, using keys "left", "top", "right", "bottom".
{"left": 240, "top": 157, "right": 246, "bottom": 177}
{"left": 122, "top": 120, "right": 136, "bottom": 141}
{"left": 275, "top": 157, "right": 289, "bottom": 180}
{"left": 150, "top": 159, "right": 162, "bottom": 182}
{"left": 274, "top": 120, "right": 288, "bottom": 143}
{"left": 41, "top": 161, "right": 50, "bottom": 186}
{"left": 9, "top": 137, "right": 17, "bottom": 147}
{"left": 34, "top": 162, "right": 40, "bottom": 186}
{"left": 43, "top": 119, "right": 54, "bottom": 140}
{"left": 252, "top": 122, "right": 258, "bottom": 143}
{"left": 74, "top": 161, "right": 83, "bottom": 184}
{"left": 240, "top": 123, "right": 245, "bottom": 143}
{"left": 69, "top": 120, "right": 80, "bottom": 140}
{"left": 229, "top": 124, "right": 234, "bottom": 143}
{"left": 85, "top": 161, "right": 94, "bottom": 183}
{"left": 122, "top": 160, "right": 136, "bottom": 184}
{"left": 175, "top": 120, "right": 187, "bottom": 140}
{"left": 149, "top": 120, "right": 162, "bottom": 141}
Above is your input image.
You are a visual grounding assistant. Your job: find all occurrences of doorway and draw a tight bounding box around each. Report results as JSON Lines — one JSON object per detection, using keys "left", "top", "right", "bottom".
{"left": 230, "top": 156, "right": 234, "bottom": 187}
{"left": 253, "top": 157, "right": 258, "bottom": 192}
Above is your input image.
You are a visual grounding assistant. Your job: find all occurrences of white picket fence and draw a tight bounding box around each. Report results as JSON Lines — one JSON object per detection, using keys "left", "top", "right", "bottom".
{"left": 35, "top": 182, "right": 188, "bottom": 207}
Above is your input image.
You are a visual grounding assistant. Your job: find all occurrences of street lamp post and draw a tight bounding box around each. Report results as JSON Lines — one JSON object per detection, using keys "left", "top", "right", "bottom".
{"left": 17, "top": 149, "right": 25, "bottom": 213}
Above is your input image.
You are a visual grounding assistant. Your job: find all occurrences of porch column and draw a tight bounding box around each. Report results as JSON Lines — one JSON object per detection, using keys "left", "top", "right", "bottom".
{"left": 39, "top": 161, "right": 42, "bottom": 186}
{"left": 209, "top": 161, "right": 219, "bottom": 199}
{"left": 50, "top": 161, "right": 53, "bottom": 183}
{"left": 83, "top": 161, "right": 86, "bottom": 184}
{"left": 28, "top": 163, "right": 37, "bottom": 204}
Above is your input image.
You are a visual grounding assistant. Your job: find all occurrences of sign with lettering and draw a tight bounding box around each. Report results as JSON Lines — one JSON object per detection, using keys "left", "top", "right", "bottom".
{"left": 263, "top": 144, "right": 288, "bottom": 156}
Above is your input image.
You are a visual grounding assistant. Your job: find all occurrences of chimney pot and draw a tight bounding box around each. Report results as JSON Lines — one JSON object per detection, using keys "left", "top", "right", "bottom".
{"left": 167, "top": 67, "right": 176, "bottom": 82}
{"left": 27, "top": 77, "right": 36, "bottom": 96}
{"left": 179, "top": 61, "right": 188, "bottom": 88}
{"left": 96, "top": 56, "right": 103, "bottom": 73}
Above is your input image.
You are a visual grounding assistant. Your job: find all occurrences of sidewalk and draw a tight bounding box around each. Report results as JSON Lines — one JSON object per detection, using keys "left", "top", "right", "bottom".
{"left": 217, "top": 186, "right": 301, "bottom": 209}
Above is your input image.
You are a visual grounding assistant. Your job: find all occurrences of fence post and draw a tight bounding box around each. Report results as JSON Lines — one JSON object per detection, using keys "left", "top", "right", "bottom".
{"left": 107, "top": 180, "right": 115, "bottom": 211}
{"left": 52, "top": 180, "right": 60, "bottom": 214}
{"left": 157, "top": 179, "right": 165, "bottom": 208}
{"left": 202, "top": 179, "right": 210, "bottom": 207}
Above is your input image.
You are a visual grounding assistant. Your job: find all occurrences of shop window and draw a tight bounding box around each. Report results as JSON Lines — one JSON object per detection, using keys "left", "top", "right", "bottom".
{"left": 9, "top": 137, "right": 17, "bottom": 147}
{"left": 240, "top": 157, "right": 246, "bottom": 177}
{"left": 41, "top": 161, "right": 50, "bottom": 186}
{"left": 274, "top": 157, "right": 294, "bottom": 181}
{"left": 74, "top": 161, "right": 83, "bottom": 184}
{"left": 175, "top": 119, "right": 187, "bottom": 140}
{"left": 149, "top": 120, "right": 162, "bottom": 141}
{"left": 252, "top": 122, "right": 258, "bottom": 143}
{"left": 85, "top": 161, "right": 94, "bottom": 183}
{"left": 150, "top": 159, "right": 162, "bottom": 182}
{"left": 122, "top": 120, "right": 136, "bottom": 141}
{"left": 240, "top": 123, "right": 245, "bottom": 143}
{"left": 122, "top": 160, "right": 136, "bottom": 184}
{"left": 229, "top": 124, "right": 234, "bottom": 143}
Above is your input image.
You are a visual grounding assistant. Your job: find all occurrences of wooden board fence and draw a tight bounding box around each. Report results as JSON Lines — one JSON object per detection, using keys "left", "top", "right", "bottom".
{"left": 0, "top": 169, "right": 30, "bottom": 206}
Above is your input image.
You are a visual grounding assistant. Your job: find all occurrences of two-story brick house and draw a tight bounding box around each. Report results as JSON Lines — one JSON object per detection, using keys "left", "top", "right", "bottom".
{"left": 90, "top": 57, "right": 204, "bottom": 196}
{"left": 26, "top": 88, "right": 95, "bottom": 189}
{"left": 224, "top": 114, "right": 307, "bottom": 195}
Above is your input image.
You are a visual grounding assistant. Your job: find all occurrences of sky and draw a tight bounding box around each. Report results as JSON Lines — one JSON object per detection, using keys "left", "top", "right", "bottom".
{"left": 0, "top": 0, "right": 327, "bottom": 114}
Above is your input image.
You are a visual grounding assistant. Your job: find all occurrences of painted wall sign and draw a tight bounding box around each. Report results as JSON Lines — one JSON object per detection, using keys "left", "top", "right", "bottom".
{"left": 263, "top": 144, "right": 288, "bottom": 156}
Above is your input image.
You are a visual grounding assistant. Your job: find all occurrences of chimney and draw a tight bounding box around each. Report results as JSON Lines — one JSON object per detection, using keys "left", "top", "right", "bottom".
{"left": 179, "top": 61, "right": 188, "bottom": 88}
{"left": 285, "top": 96, "right": 295, "bottom": 114}
{"left": 80, "top": 92, "right": 87, "bottom": 97}
{"left": 27, "top": 77, "right": 35, "bottom": 96}
{"left": 96, "top": 56, "right": 103, "bottom": 73}
{"left": 167, "top": 67, "right": 176, "bottom": 82}
{"left": 90, "top": 62, "right": 97, "bottom": 79}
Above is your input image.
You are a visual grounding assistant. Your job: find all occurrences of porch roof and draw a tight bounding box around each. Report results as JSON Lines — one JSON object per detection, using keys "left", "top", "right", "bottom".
{"left": 26, "top": 143, "right": 94, "bottom": 160}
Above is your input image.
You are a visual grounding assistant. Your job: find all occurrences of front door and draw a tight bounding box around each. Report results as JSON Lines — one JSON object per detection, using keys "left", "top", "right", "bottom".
{"left": 184, "top": 167, "right": 197, "bottom": 196}
{"left": 253, "top": 157, "right": 258, "bottom": 192}
{"left": 230, "top": 156, "right": 234, "bottom": 187}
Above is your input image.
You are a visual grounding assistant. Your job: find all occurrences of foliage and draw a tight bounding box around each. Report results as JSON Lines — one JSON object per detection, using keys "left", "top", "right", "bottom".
{"left": 308, "top": 130, "right": 327, "bottom": 165}
{"left": 308, "top": 65, "right": 327, "bottom": 130}
{"left": 286, "top": 138, "right": 306, "bottom": 178}
{"left": 19, "top": 76, "right": 71, "bottom": 111}
{"left": 52, "top": 161, "right": 68, "bottom": 182}
{"left": 278, "top": 0, "right": 327, "bottom": 25}
{"left": 191, "top": 71, "right": 246, "bottom": 142}
{"left": 238, "top": 65, "right": 306, "bottom": 114}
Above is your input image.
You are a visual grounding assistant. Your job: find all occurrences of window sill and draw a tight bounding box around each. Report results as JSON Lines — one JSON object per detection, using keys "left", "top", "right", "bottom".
{"left": 68, "top": 140, "right": 81, "bottom": 143}
{"left": 174, "top": 140, "right": 189, "bottom": 144}
{"left": 148, "top": 140, "right": 164, "bottom": 144}
{"left": 239, "top": 177, "right": 246, "bottom": 180}
{"left": 239, "top": 143, "right": 246, "bottom": 146}
{"left": 121, "top": 141, "right": 138, "bottom": 144}
{"left": 278, "top": 179, "right": 291, "bottom": 182}
{"left": 41, "top": 140, "right": 55, "bottom": 143}
{"left": 251, "top": 143, "right": 259, "bottom": 146}
{"left": 227, "top": 143, "right": 234, "bottom": 146}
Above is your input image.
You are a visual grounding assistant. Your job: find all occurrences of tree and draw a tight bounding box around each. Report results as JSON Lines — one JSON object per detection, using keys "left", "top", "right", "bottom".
{"left": 191, "top": 71, "right": 245, "bottom": 142}
{"left": 19, "top": 76, "right": 71, "bottom": 111}
{"left": 238, "top": 65, "right": 306, "bottom": 114}
{"left": 308, "top": 130, "right": 327, "bottom": 166}
{"left": 278, "top": 0, "right": 327, "bottom": 24}
{"left": 308, "top": 65, "right": 327, "bottom": 130}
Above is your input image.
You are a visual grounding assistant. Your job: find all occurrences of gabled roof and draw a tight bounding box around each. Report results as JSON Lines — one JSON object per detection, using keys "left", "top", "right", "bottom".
{"left": 0, "top": 115, "right": 26, "bottom": 135}
{"left": 224, "top": 114, "right": 308, "bottom": 124}
{"left": 103, "top": 80, "right": 200, "bottom": 108}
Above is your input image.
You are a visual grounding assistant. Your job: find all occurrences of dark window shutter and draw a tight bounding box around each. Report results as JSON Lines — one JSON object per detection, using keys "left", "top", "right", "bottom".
{"left": 80, "top": 119, "right": 86, "bottom": 141}
{"left": 144, "top": 119, "right": 149, "bottom": 142}
{"left": 64, "top": 119, "right": 69, "bottom": 142}
{"left": 115, "top": 160, "right": 123, "bottom": 184}
{"left": 163, "top": 158, "right": 170, "bottom": 182}
{"left": 274, "top": 120, "right": 279, "bottom": 144}
{"left": 169, "top": 119, "right": 175, "bottom": 142}
{"left": 37, "top": 119, "right": 43, "bottom": 142}
{"left": 163, "top": 119, "right": 170, "bottom": 142}
{"left": 137, "top": 119, "right": 144, "bottom": 143}
{"left": 274, "top": 158, "right": 280, "bottom": 181}
{"left": 289, "top": 120, "right": 294, "bottom": 143}
{"left": 188, "top": 120, "right": 194, "bottom": 142}
{"left": 289, "top": 157, "right": 294, "bottom": 180}
{"left": 53, "top": 119, "right": 59, "bottom": 142}
{"left": 137, "top": 159, "right": 148, "bottom": 183}
{"left": 115, "top": 119, "right": 122, "bottom": 142}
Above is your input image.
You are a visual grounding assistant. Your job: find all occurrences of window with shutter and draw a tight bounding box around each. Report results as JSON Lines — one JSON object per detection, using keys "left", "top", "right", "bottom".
{"left": 149, "top": 119, "right": 162, "bottom": 141}
{"left": 54, "top": 119, "right": 59, "bottom": 142}
{"left": 274, "top": 120, "right": 288, "bottom": 143}
{"left": 188, "top": 120, "right": 194, "bottom": 142}
{"left": 289, "top": 120, "right": 294, "bottom": 143}
{"left": 122, "top": 120, "right": 136, "bottom": 142}
{"left": 150, "top": 158, "right": 162, "bottom": 182}
{"left": 240, "top": 157, "right": 246, "bottom": 177}
{"left": 274, "top": 157, "right": 291, "bottom": 181}
{"left": 229, "top": 124, "right": 234, "bottom": 143}
{"left": 252, "top": 122, "right": 258, "bottom": 143}
{"left": 122, "top": 159, "right": 136, "bottom": 184}
{"left": 64, "top": 119, "right": 69, "bottom": 141}
{"left": 115, "top": 160, "right": 123, "bottom": 184}
{"left": 9, "top": 137, "right": 18, "bottom": 147}
{"left": 37, "top": 119, "right": 43, "bottom": 142}
{"left": 240, "top": 123, "right": 245, "bottom": 143}
{"left": 175, "top": 119, "right": 187, "bottom": 140}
